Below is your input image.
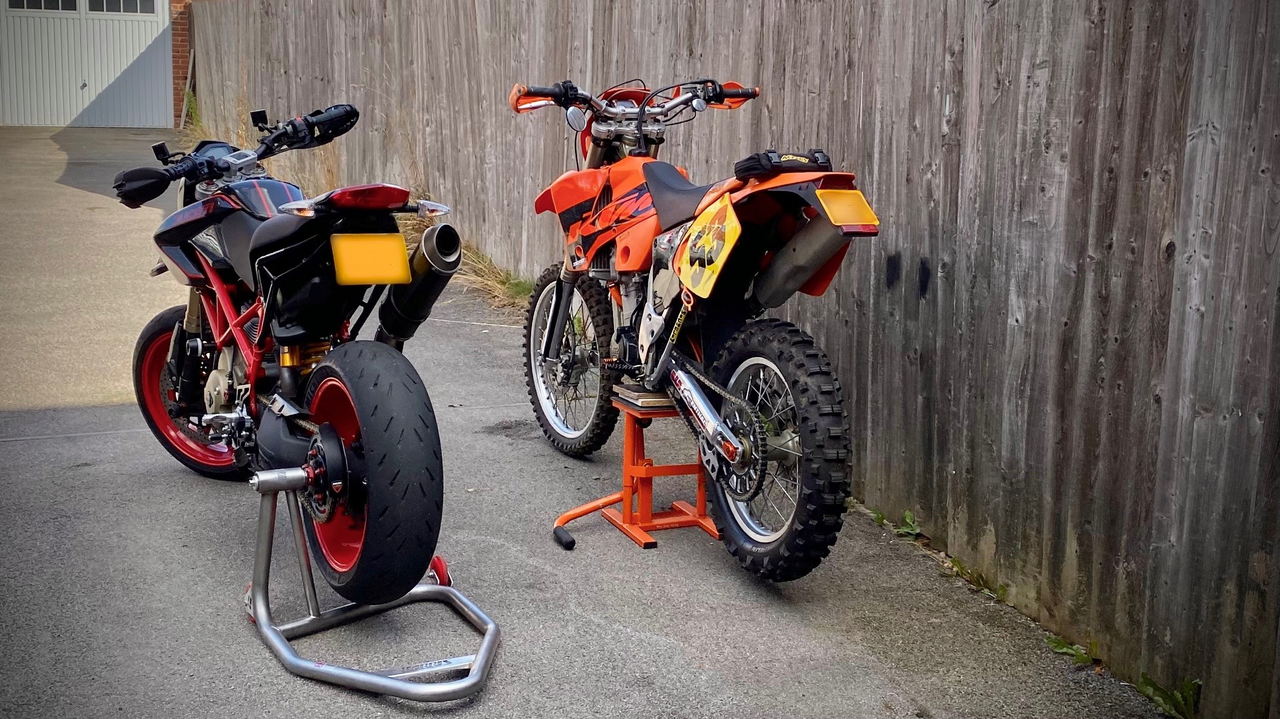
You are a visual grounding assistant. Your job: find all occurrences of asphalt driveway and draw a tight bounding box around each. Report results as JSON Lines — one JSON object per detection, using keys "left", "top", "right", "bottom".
{"left": 0, "top": 128, "right": 1160, "bottom": 719}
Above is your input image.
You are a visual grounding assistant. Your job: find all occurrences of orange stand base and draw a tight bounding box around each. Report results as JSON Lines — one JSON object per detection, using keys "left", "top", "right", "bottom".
{"left": 553, "top": 399, "right": 719, "bottom": 550}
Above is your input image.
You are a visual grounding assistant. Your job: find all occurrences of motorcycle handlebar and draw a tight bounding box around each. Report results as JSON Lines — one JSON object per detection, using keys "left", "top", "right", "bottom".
{"left": 524, "top": 85, "right": 563, "bottom": 99}
{"left": 513, "top": 79, "right": 758, "bottom": 120}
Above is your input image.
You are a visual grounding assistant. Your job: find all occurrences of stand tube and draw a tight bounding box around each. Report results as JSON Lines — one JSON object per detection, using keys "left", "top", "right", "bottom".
{"left": 247, "top": 480, "right": 499, "bottom": 702}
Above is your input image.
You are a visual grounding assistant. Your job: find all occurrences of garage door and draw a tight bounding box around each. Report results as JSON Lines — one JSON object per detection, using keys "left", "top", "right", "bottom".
{"left": 0, "top": 0, "right": 172, "bottom": 127}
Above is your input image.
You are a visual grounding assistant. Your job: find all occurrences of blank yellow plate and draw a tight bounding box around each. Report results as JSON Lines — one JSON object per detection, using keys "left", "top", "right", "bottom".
{"left": 330, "top": 233, "right": 411, "bottom": 285}
{"left": 815, "top": 189, "right": 879, "bottom": 227}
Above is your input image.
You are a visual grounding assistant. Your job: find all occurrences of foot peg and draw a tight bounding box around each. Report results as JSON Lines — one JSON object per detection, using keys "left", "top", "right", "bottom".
{"left": 245, "top": 467, "right": 499, "bottom": 702}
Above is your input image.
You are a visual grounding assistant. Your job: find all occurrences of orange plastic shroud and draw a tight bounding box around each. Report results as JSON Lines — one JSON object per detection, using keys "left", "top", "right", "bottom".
{"left": 553, "top": 400, "right": 719, "bottom": 550}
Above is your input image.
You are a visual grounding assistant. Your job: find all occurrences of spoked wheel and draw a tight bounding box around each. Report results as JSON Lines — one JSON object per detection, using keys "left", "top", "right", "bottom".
{"left": 301, "top": 341, "right": 443, "bottom": 605}
{"left": 133, "top": 305, "right": 246, "bottom": 480}
{"left": 524, "top": 265, "right": 618, "bottom": 457}
{"left": 708, "top": 319, "right": 852, "bottom": 582}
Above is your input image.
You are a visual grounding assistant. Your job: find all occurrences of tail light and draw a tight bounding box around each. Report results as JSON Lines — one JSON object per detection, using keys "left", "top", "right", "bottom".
{"left": 279, "top": 184, "right": 413, "bottom": 217}
{"left": 322, "top": 184, "right": 411, "bottom": 210}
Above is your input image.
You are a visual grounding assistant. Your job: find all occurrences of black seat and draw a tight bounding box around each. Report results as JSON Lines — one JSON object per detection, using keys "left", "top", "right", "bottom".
{"left": 643, "top": 162, "right": 716, "bottom": 231}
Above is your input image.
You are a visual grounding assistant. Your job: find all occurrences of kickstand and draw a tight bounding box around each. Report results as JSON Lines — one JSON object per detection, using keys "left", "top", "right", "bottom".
{"left": 244, "top": 468, "right": 500, "bottom": 702}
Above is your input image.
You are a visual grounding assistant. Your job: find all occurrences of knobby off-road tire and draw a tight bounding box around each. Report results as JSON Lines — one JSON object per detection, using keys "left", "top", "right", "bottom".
{"left": 302, "top": 341, "right": 444, "bottom": 605}
{"left": 524, "top": 265, "right": 619, "bottom": 457}
{"left": 707, "top": 318, "right": 852, "bottom": 582}
{"left": 133, "top": 305, "right": 248, "bottom": 480}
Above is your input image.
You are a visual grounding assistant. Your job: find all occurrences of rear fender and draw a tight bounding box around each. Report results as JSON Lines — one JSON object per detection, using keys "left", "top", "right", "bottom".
{"left": 731, "top": 172, "right": 878, "bottom": 299}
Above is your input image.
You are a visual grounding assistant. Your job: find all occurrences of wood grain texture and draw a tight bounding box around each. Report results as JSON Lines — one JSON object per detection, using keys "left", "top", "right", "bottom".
{"left": 191, "top": 1, "right": 1280, "bottom": 715}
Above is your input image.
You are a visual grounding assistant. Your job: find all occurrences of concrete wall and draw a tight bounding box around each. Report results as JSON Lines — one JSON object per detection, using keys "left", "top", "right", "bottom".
{"left": 191, "top": 1, "right": 1280, "bottom": 716}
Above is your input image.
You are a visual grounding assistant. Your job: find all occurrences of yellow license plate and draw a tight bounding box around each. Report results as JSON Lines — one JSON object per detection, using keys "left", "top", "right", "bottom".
{"left": 330, "top": 234, "right": 412, "bottom": 285}
{"left": 815, "top": 189, "right": 879, "bottom": 227}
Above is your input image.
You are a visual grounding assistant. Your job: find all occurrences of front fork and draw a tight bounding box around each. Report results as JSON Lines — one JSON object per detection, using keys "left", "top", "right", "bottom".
{"left": 169, "top": 288, "right": 206, "bottom": 416}
{"left": 540, "top": 267, "right": 582, "bottom": 362}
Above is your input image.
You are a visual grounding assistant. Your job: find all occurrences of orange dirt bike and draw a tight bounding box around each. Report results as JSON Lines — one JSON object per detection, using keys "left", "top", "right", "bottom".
{"left": 512, "top": 79, "right": 879, "bottom": 581}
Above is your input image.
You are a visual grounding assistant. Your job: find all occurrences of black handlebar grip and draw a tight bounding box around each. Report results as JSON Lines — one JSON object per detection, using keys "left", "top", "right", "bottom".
{"left": 722, "top": 86, "right": 760, "bottom": 99}
{"left": 307, "top": 103, "right": 357, "bottom": 128}
{"left": 526, "top": 85, "right": 562, "bottom": 98}
{"left": 302, "top": 104, "right": 359, "bottom": 147}
{"left": 164, "top": 156, "right": 197, "bottom": 181}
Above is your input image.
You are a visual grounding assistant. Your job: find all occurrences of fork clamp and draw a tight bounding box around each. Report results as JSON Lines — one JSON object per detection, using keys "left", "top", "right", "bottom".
{"left": 245, "top": 467, "right": 499, "bottom": 702}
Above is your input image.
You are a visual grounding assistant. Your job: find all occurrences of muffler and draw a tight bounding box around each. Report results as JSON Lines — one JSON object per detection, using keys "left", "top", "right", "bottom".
{"left": 375, "top": 224, "right": 462, "bottom": 347}
{"left": 752, "top": 217, "right": 849, "bottom": 309}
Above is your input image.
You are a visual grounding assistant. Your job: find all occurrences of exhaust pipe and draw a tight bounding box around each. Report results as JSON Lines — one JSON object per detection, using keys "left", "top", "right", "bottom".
{"left": 375, "top": 224, "right": 462, "bottom": 347}
{"left": 752, "top": 217, "right": 849, "bottom": 309}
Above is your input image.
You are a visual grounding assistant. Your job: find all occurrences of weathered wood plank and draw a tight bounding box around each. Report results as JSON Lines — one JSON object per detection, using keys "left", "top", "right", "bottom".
{"left": 190, "top": 1, "right": 1280, "bottom": 715}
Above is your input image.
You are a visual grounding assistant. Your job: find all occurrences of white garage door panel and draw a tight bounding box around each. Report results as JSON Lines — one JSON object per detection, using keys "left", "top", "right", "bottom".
{"left": 79, "top": 15, "right": 170, "bottom": 127}
{"left": 1, "top": 13, "right": 85, "bottom": 125}
{"left": 0, "top": 4, "right": 172, "bottom": 128}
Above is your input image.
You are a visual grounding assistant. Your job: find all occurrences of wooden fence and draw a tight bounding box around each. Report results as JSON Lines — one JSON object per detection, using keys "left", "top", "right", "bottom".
{"left": 191, "top": 1, "right": 1280, "bottom": 715}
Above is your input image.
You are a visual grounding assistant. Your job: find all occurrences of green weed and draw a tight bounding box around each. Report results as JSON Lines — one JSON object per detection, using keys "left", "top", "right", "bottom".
{"left": 1136, "top": 674, "right": 1201, "bottom": 719}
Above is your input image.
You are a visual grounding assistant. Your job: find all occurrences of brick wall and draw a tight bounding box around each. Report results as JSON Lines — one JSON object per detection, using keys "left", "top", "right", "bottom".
{"left": 171, "top": 0, "right": 190, "bottom": 127}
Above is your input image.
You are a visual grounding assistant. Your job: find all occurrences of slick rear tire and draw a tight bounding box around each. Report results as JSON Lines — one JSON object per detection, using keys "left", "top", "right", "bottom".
{"left": 302, "top": 341, "right": 444, "bottom": 605}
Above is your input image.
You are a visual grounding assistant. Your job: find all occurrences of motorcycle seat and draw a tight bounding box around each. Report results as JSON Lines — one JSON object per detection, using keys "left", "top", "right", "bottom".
{"left": 643, "top": 162, "right": 717, "bottom": 231}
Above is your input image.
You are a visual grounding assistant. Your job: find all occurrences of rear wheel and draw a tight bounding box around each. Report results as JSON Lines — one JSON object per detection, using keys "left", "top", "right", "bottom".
{"left": 707, "top": 319, "right": 852, "bottom": 582}
{"left": 301, "top": 341, "right": 444, "bottom": 605}
{"left": 524, "top": 265, "right": 619, "bottom": 457}
{"left": 133, "top": 305, "right": 246, "bottom": 480}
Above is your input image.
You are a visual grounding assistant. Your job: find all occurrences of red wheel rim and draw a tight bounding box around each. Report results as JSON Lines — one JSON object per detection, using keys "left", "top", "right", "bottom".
{"left": 139, "top": 331, "right": 235, "bottom": 467}
{"left": 308, "top": 377, "right": 367, "bottom": 573}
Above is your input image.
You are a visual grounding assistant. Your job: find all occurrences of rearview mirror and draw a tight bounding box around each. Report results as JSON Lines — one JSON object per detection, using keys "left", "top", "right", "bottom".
{"left": 250, "top": 109, "right": 269, "bottom": 130}
{"left": 565, "top": 106, "right": 588, "bottom": 132}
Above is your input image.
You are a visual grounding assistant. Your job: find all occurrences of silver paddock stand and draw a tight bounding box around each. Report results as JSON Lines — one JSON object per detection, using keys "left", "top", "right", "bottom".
{"left": 244, "top": 467, "right": 500, "bottom": 702}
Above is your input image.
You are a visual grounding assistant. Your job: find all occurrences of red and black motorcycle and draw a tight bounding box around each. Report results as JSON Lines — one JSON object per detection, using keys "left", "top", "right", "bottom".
{"left": 513, "top": 80, "right": 880, "bottom": 580}
{"left": 115, "top": 105, "right": 458, "bottom": 604}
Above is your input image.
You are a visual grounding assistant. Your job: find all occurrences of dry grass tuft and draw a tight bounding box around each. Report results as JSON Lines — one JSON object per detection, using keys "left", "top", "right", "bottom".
{"left": 455, "top": 247, "right": 535, "bottom": 311}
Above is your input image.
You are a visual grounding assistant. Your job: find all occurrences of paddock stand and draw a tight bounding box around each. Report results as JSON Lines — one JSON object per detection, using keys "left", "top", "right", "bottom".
{"left": 243, "top": 467, "right": 500, "bottom": 702}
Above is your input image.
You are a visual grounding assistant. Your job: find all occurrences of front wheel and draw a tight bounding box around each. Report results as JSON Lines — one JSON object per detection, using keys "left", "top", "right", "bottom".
{"left": 301, "top": 341, "right": 444, "bottom": 605}
{"left": 707, "top": 319, "right": 852, "bottom": 582}
{"left": 133, "top": 305, "right": 247, "bottom": 480}
{"left": 524, "top": 265, "right": 619, "bottom": 457}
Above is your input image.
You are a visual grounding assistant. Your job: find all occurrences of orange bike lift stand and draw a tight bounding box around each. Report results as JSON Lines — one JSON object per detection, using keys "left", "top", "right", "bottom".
{"left": 553, "top": 397, "right": 719, "bottom": 550}
{"left": 242, "top": 467, "right": 499, "bottom": 702}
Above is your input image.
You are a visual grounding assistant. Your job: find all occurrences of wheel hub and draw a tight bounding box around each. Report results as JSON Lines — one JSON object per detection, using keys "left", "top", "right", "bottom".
{"left": 302, "top": 423, "right": 354, "bottom": 524}
{"left": 714, "top": 406, "right": 768, "bottom": 502}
